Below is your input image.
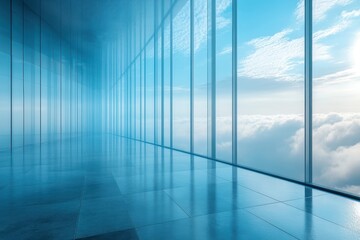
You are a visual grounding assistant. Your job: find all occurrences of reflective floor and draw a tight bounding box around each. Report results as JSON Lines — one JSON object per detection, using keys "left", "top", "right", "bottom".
{"left": 1, "top": 135, "right": 360, "bottom": 239}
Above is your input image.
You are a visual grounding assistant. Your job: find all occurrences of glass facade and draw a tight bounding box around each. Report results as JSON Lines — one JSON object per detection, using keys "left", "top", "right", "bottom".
{"left": 1, "top": 0, "right": 360, "bottom": 199}
{"left": 102, "top": 0, "right": 360, "bottom": 198}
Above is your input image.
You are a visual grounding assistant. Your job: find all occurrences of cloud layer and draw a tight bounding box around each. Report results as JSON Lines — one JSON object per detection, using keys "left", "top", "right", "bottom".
{"left": 171, "top": 113, "right": 360, "bottom": 196}
{"left": 238, "top": 29, "right": 304, "bottom": 82}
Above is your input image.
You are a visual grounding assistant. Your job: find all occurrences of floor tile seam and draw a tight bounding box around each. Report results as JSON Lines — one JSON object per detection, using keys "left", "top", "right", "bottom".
{"left": 111, "top": 174, "right": 172, "bottom": 202}
{"left": 134, "top": 208, "right": 299, "bottom": 240}
{"left": 162, "top": 190, "right": 192, "bottom": 218}
{"left": 76, "top": 226, "right": 137, "bottom": 240}
{"left": 237, "top": 183, "right": 328, "bottom": 203}
{"left": 0, "top": 194, "right": 83, "bottom": 210}
{"left": 277, "top": 193, "right": 328, "bottom": 204}
{"left": 8, "top": 197, "right": 83, "bottom": 210}
{"left": 218, "top": 179, "right": 284, "bottom": 202}
{"left": 3, "top": 179, "right": 82, "bottom": 189}
{"left": 246, "top": 203, "right": 360, "bottom": 238}
{"left": 244, "top": 208, "right": 301, "bottom": 240}
{"left": 280, "top": 200, "right": 360, "bottom": 236}
{"left": 180, "top": 200, "right": 284, "bottom": 219}
{"left": 161, "top": 186, "right": 279, "bottom": 209}
{"left": 82, "top": 191, "right": 123, "bottom": 201}
{"left": 160, "top": 180, "right": 273, "bottom": 194}
{"left": 235, "top": 201, "right": 284, "bottom": 210}
{"left": 111, "top": 167, "right": 214, "bottom": 179}
{"left": 74, "top": 228, "right": 140, "bottom": 240}
{"left": 116, "top": 181, "right": 182, "bottom": 196}
{"left": 133, "top": 214, "right": 192, "bottom": 232}
{"left": 110, "top": 171, "right": 127, "bottom": 196}
{"left": 73, "top": 175, "right": 87, "bottom": 240}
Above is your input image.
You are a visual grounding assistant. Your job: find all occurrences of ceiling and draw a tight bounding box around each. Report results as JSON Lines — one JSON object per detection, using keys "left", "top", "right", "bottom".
{"left": 23, "top": 0, "right": 132, "bottom": 49}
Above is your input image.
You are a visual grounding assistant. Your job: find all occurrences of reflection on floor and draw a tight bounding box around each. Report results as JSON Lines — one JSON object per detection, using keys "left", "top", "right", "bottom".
{"left": 0, "top": 135, "right": 360, "bottom": 239}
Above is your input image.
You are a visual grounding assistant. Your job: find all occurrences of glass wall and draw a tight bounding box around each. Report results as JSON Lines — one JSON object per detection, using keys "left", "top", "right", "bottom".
{"left": 0, "top": 0, "right": 11, "bottom": 151}
{"left": 0, "top": 0, "right": 101, "bottom": 152}
{"left": 103, "top": 0, "right": 360, "bottom": 198}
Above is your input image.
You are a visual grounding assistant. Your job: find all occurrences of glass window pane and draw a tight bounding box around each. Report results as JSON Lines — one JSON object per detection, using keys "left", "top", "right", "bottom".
{"left": 0, "top": 0, "right": 11, "bottom": 150}
{"left": 237, "top": 0, "right": 304, "bottom": 180}
{"left": 163, "top": 17, "right": 171, "bottom": 147}
{"left": 216, "top": 0, "right": 232, "bottom": 162}
{"left": 194, "top": 0, "right": 208, "bottom": 156}
{"left": 146, "top": 39, "right": 154, "bottom": 143}
{"left": 173, "top": 0, "right": 190, "bottom": 151}
{"left": 313, "top": 0, "right": 360, "bottom": 196}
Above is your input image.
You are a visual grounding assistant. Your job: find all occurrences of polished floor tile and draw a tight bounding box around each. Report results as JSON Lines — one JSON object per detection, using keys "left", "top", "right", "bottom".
{"left": 76, "top": 196, "right": 133, "bottom": 238}
{"left": 124, "top": 190, "right": 188, "bottom": 227}
{"left": 0, "top": 200, "right": 80, "bottom": 240}
{"left": 164, "top": 181, "right": 277, "bottom": 217}
{"left": 137, "top": 209, "right": 296, "bottom": 240}
{"left": 214, "top": 167, "right": 327, "bottom": 201}
{"left": 76, "top": 229, "right": 139, "bottom": 240}
{"left": 285, "top": 194, "right": 360, "bottom": 234}
{"left": 0, "top": 182, "right": 83, "bottom": 208}
{"left": 247, "top": 202, "right": 360, "bottom": 239}
{"left": 83, "top": 178, "right": 122, "bottom": 200}
{"left": 0, "top": 135, "right": 359, "bottom": 239}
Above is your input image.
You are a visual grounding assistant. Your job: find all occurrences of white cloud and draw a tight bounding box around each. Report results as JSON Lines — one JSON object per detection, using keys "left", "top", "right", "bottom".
{"left": 218, "top": 46, "right": 232, "bottom": 56}
{"left": 314, "top": 68, "right": 359, "bottom": 85}
{"left": 171, "top": 111, "right": 360, "bottom": 195}
{"left": 312, "top": 120, "right": 360, "bottom": 190}
{"left": 296, "top": 0, "right": 352, "bottom": 22}
{"left": 283, "top": 112, "right": 360, "bottom": 193}
{"left": 239, "top": 1, "right": 360, "bottom": 81}
{"left": 238, "top": 29, "right": 304, "bottom": 82}
{"left": 313, "top": 43, "right": 333, "bottom": 61}
{"left": 238, "top": 114, "right": 304, "bottom": 140}
{"left": 169, "top": 0, "right": 231, "bottom": 55}
{"left": 312, "top": 8, "right": 360, "bottom": 61}
{"left": 341, "top": 9, "right": 360, "bottom": 18}
{"left": 172, "top": 0, "right": 191, "bottom": 54}
{"left": 193, "top": 0, "right": 208, "bottom": 51}
{"left": 295, "top": 0, "right": 304, "bottom": 21}
{"left": 242, "top": 113, "right": 360, "bottom": 195}
{"left": 238, "top": 23, "right": 339, "bottom": 80}
{"left": 216, "top": 0, "right": 232, "bottom": 29}
{"left": 314, "top": 20, "right": 350, "bottom": 41}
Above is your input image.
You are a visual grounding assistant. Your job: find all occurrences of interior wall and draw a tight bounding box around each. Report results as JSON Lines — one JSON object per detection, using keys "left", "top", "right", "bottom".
{"left": 0, "top": 0, "right": 101, "bottom": 151}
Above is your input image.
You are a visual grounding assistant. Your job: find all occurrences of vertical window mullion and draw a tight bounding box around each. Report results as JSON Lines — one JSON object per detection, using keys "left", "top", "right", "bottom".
{"left": 232, "top": 0, "right": 237, "bottom": 165}
{"left": 305, "top": 0, "right": 313, "bottom": 184}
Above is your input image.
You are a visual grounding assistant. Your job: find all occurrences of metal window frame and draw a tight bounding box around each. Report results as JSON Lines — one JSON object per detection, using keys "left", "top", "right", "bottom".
{"left": 232, "top": 0, "right": 237, "bottom": 165}
{"left": 305, "top": 0, "right": 313, "bottom": 184}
